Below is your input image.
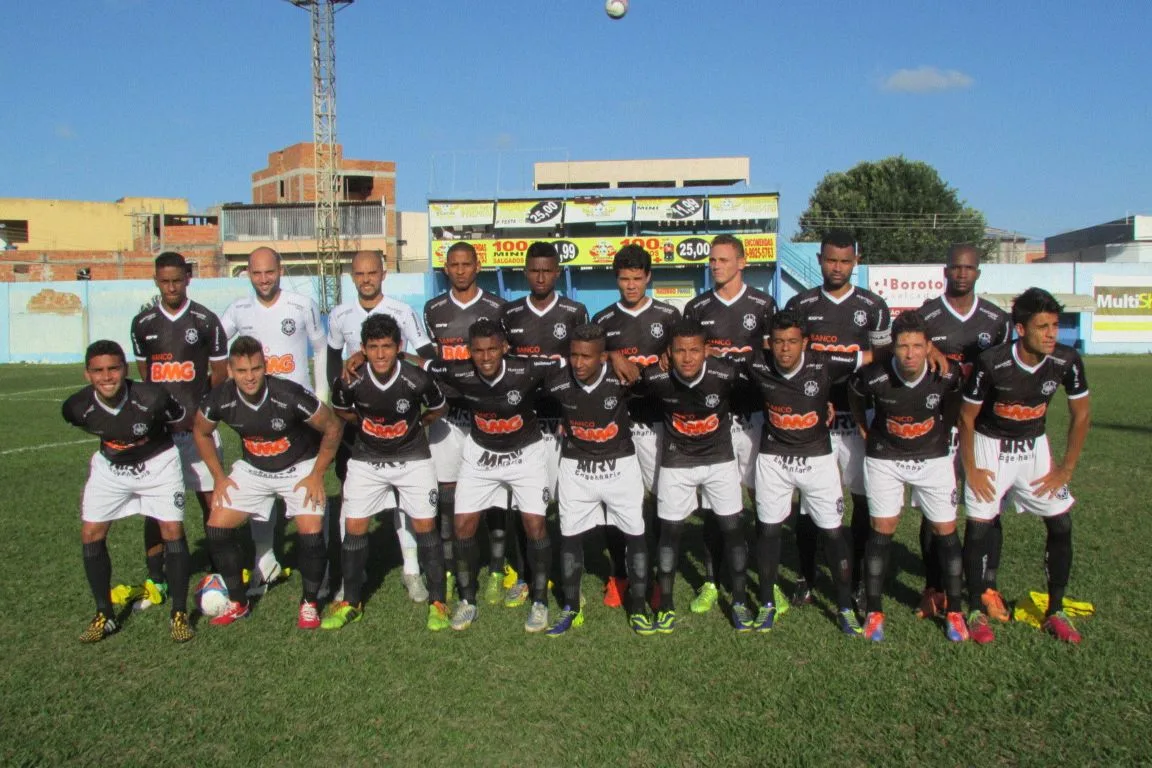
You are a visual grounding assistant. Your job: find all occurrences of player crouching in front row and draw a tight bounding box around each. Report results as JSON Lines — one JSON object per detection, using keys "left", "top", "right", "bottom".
{"left": 193, "top": 335, "right": 342, "bottom": 629}
{"left": 64, "top": 340, "right": 196, "bottom": 643}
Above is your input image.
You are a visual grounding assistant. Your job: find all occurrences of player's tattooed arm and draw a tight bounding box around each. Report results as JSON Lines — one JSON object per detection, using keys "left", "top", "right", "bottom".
{"left": 192, "top": 411, "right": 237, "bottom": 507}
{"left": 298, "top": 404, "right": 341, "bottom": 510}
{"left": 1032, "top": 394, "right": 1091, "bottom": 499}
{"left": 608, "top": 349, "right": 640, "bottom": 385}
{"left": 957, "top": 400, "right": 994, "bottom": 503}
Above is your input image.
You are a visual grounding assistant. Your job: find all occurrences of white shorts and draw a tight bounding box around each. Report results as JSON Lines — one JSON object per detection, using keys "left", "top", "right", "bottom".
{"left": 172, "top": 430, "right": 221, "bottom": 493}
{"left": 965, "top": 433, "right": 1074, "bottom": 520}
{"left": 829, "top": 411, "right": 866, "bottom": 495}
{"left": 428, "top": 407, "right": 471, "bottom": 484}
{"left": 456, "top": 436, "right": 552, "bottom": 517}
{"left": 755, "top": 452, "right": 843, "bottom": 529}
{"left": 557, "top": 455, "right": 645, "bottom": 536}
{"left": 730, "top": 412, "right": 763, "bottom": 490}
{"left": 82, "top": 446, "right": 186, "bottom": 524}
{"left": 342, "top": 457, "right": 438, "bottom": 520}
{"left": 657, "top": 460, "right": 743, "bottom": 521}
{"left": 865, "top": 455, "right": 957, "bottom": 524}
{"left": 631, "top": 421, "right": 663, "bottom": 494}
{"left": 223, "top": 458, "right": 323, "bottom": 522}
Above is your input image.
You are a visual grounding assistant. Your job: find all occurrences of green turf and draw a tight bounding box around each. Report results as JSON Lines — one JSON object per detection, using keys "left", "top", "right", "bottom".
{"left": 2, "top": 358, "right": 1151, "bottom": 766}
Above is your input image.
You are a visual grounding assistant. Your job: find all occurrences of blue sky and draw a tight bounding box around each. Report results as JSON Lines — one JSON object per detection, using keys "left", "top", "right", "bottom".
{"left": 3, "top": 0, "right": 1149, "bottom": 240}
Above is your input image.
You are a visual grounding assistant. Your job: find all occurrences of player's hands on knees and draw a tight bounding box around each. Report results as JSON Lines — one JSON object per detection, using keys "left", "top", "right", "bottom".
{"left": 968, "top": 468, "right": 997, "bottom": 503}
{"left": 213, "top": 475, "right": 239, "bottom": 508}
{"left": 1031, "top": 464, "right": 1073, "bottom": 499}
{"left": 294, "top": 473, "right": 328, "bottom": 511}
{"left": 343, "top": 352, "right": 365, "bottom": 382}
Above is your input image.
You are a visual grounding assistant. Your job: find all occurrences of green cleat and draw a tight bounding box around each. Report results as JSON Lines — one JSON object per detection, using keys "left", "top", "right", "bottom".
{"left": 629, "top": 612, "right": 657, "bottom": 636}
{"left": 504, "top": 581, "right": 529, "bottom": 608}
{"left": 690, "top": 581, "right": 719, "bottom": 614}
{"left": 545, "top": 606, "right": 583, "bottom": 636}
{"left": 483, "top": 572, "right": 504, "bottom": 605}
{"left": 654, "top": 609, "right": 677, "bottom": 634}
{"left": 320, "top": 601, "right": 363, "bottom": 630}
{"left": 169, "top": 610, "right": 195, "bottom": 643}
{"left": 426, "top": 601, "right": 450, "bottom": 632}
{"left": 731, "top": 602, "right": 755, "bottom": 632}
{"left": 773, "top": 583, "right": 791, "bottom": 619}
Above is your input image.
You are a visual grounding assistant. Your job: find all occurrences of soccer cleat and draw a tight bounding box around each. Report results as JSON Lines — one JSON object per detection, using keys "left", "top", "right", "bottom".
{"left": 79, "top": 612, "right": 118, "bottom": 644}
{"left": 838, "top": 608, "right": 864, "bottom": 638}
{"left": 945, "top": 611, "right": 970, "bottom": 643}
{"left": 603, "top": 576, "right": 627, "bottom": 608}
{"left": 915, "top": 587, "right": 948, "bottom": 620}
{"left": 169, "top": 610, "right": 195, "bottom": 643}
{"left": 790, "top": 579, "right": 814, "bottom": 608}
{"left": 503, "top": 581, "right": 529, "bottom": 608}
{"left": 111, "top": 583, "right": 145, "bottom": 607}
{"left": 209, "top": 600, "right": 251, "bottom": 627}
{"left": 863, "top": 611, "right": 885, "bottom": 642}
{"left": 690, "top": 581, "right": 719, "bottom": 614}
{"left": 483, "top": 572, "right": 504, "bottom": 605}
{"left": 629, "top": 612, "right": 657, "bottom": 636}
{"left": 320, "top": 601, "right": 363, "bottom": 630}
{"left": 1043, "top": 611, "right": 1082, "bottom": 644}
{"left": 981, "top": 589, "right": 1011, "bottom": 623}
{"left": 133, "top": 579, "right": 168, "bottom": 612}
{"left": 754, "top": 604, "right": 778, "bottom": 632}
{"left": 426, "top": 601, "right": 450, "bottom": 632}
{"left": 451, "top": 600, "right": 478, "bottom": 631}
{"left": 546, "top": 606, "right": 584, "bottom": 636}
{"left": 967, "top": 611, "right": 995, "bottom": 645}
{"left": 525, "top": 601, "right": 550, "bottom": 633}
{"left": 654, "top": 609, "right": 677, "bottom": 634}
{"left": 297, "top": 600, "right": 321, "bottom": 630}
{"left": 402, "top": 573, "right": 429, "bottom": 603}
{"left": 731, "top": 602, "right": 755, "bottom": 632}
{"left": 773, "top": 584, "right": 791, "bottom": 620}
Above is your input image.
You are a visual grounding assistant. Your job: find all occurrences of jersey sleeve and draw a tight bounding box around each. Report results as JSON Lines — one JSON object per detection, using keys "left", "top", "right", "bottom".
{"left": 206, "top": 311, "right": 228, "bottom": 361}
{"left": 326, "top": 307, "right": 345, "bottom": 351}
{"left": 1063, "top": 351, "right": 1090, "bottom": 399}
{"left": 576, "top": 302, "right": 589, "bottom": 325}
{"left": 198, "top": 386, "right": 222, "bottom": 422}
{"left": 994, "top": 316, "right": 1012, "bottom": 346}
{"left": 129, "top": 316, "right": 147, "bottom": 360}
{"left": 826, "top": 351, "right": 863, "bottom": 379}
{"left": 869, "top": 301, "right": 893, "bottom": 349}
{"left": 421, "top": 372, "right": 447, "bottom": 411}
{"left": 162, "top": 392, "right": 187, "bottom": 424}
{"left": 682, "top": 299, "right": 699, "bottom": 324}
{"left": 293, "top": 385, "right": 321, "bottom": 420}
{"left": 305, "top": 297, "right": 326, "bottom": 349}
{"left": 220, "top": 302, "right": 238, "bottom": 339}
{"left": 61, "top": 393, "right": 85, "bottom": 427}
{"left": 396, "top": 303, "right": 431, "bottom": 353}
{"left": 847, "top": 368, "right": 870, "bottom": 399}
{"left": 963, "top": 352, "right": 993, "bottom": 404}
{"left": 330, "top": 376, "right": 354, "bottom": 411}
{"left": 424, "top": 359, "right": 450, "bottom": 381}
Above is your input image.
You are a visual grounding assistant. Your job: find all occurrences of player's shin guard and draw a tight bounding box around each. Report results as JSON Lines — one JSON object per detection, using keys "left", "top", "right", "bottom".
{"left": 964, "top": 519, "right": 995, "bottom": 613}
{"left": 438, "top": 485, "right": 455, "bottom": 567}
{"left": 82, "top": 540, "right": 114, "bottom": 617}
{"left": 850, "top": 494, "right": 870, "bottom": 589}
{"left": 297, "top": 533, "right": 326, "bottom": 604}
{"left": 986, "top": 515, "right": 1004, "bottom": 590}
{"left": 605, "top": 526, "right": 628, "bottom": 581}
{"left": 795, "top": 510, "right": 819, "bottom": 585}
{"left": 560, "top": 534, "right": 585, "bottom": 610}
{"left": 716, "top": 513, "right": 748, "bottom": 605}
{"left": 206, "top": 526, "right": 247, "bottom": 604}
{"left": 455, "top": 535, "right": 479, "bottom": 602}
{"left": 394, "top": 509, "right": 420, "bottom": 577}
{"left": 821, "top": 526, "right": 853, "bottom": 611}
{"left": 527, "top": 534, "right": 551, "bottom": 605}
{"left": 341, "top": 533, "right": 369, "bottom": 606}
{"left": 700, "top": 509, "right": 722, "bottom": 584}
{"left": 416, "top": 530, "right": 446, "bottom": 604}
{"left": 657, "top": 520, "right": 686, "bottom": 611}
{"left": 485, "top": 508, "right": 507, "bottom": 573}
{"left": 756, "top": 522, "right": 784, "bottom": 606}
{"left": 144, "top": 517, "right": 166, "bottom": 582}
{"left": 864, "top": 532, "right": 893, "bottom": 614}
{"left": 920, "top": 517, "right": 941, "bottom": 591}
{"left": 938, "top": 531, "right": 963, "bottom": 613}
{"left": 1044, "top": 513, "right": 1073, "bottom": 617}
{"left": 163, "top": 537, "right": 190, "bottom": 614}
{"left": 250, "top": 517, "right": 277, "bottom": 579}
{"left": 625, "top": 534, "right": 649, "bottom": 613}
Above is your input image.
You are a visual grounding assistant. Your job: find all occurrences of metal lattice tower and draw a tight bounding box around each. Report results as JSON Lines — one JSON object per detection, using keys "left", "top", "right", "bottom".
{"left": 288, "top": 0, "right": 353, "bottom": 311}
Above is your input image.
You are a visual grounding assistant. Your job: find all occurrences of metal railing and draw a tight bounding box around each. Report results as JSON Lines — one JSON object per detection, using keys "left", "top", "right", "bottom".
{"left": 221, "top": 205, "right": 385, "bottom": 242}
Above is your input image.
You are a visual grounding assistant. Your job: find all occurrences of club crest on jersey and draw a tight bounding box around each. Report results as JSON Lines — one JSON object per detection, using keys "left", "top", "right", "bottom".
{"left": 553, "top": 323, "right": 568, "bottom": 340}
{"left": 978, "top": 332, "right": 993, "bottom": 348}
{"left": 604, "top": 396, "right": 618, "bottom": 410}
{"left": 705, "top": 393, "right": 720, "bottom": 408}
{"left": 270, "top": 418, "right": 286, "bottom": 432}
{"left": 174, "top": 491, "right": 186, "bottom": 510}
{"left": 132, "top": 423, "right": 148, "bottom": 437}
{"left": 926, "top": 393, "right": 941, "bottom": 409}
{"left": 1041, "top": 380, "right": 1058, "bottom": 396}
{"left": 396, "top": 398, "right": 411, "bottom": 414}
{"left": 281, "top": 319, "right": 297, "bottom": 336}
{"left": 184, "top": 328, "right": 199, "bottom": 344}
{"left": 650, "top": 323, "right": 665, "bottom": 339}
{"left": 853, "top": 310, "right": 868, "bottom": 327}
{"left": 507, "top": 390, "right": 523, "bottom": 406}
{"left": 742, "top": 313, "right": 757, "bottom": 331}
{"left": 803, "top": 380, "right": 819, "bottom": 397}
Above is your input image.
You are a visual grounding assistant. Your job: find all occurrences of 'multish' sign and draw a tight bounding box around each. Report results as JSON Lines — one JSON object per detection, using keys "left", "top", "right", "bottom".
{"left": 1095, "top": 288, "right": 1152, "bottom": 315}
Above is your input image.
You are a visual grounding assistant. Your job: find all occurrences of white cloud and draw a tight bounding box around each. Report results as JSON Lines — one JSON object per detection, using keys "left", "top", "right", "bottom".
{"left": 54, "top": 124, "right": 77, "bottom": 140}
{"left": 881, "top": 66, "right": 974, "bottom": 93}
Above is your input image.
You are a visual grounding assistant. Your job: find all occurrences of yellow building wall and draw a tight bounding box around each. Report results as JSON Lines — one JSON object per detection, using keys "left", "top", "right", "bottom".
{"left": 0, "top": 197, "right": 189, "bottom": 251}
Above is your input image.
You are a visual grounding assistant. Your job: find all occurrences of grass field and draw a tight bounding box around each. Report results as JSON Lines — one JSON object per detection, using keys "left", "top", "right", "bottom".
{"left": 2, "top": 357, "right": 1152, "bottom": 766}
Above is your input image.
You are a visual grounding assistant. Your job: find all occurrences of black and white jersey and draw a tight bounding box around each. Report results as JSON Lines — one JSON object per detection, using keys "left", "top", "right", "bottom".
{"left": 639, "top": 357, "right": 739, "bottom": 468}
{"left": 327, "top": 296, "right": 431, "bottom": 358}
{"left": 684, "top": 284, "right": 776, "bottom": 416}
{"left": 919, "top": 296, "right": 1012, "bottom": 377}
{"left": 542, "top": 363, "right": 634, "bottom": 461}
{"left": 592, "top": 298, "right": 679, "bottom": 425}
{"left": 423, "top": 289, "right": 506, "bottom": 363}
{"left": 500, "top": 294, "right": 589, "bottom": 361}
{"left": 199, "top": 376, "right": 321, "bottom": 473}
{"left": 850, "top": 360, "right": 963, "bottom": 460}
{"left": 785, "top": 286, "right": 892, "bottom": 410}
{"left": 130, "top": 300, "right": 227, "bottom": 419}
{"left": 426, "top": 357, "right": 559, "bottom": 453}
{"left": 743, "top": 351, "right": 860, "bottom": 457}
{"left": 62, "top": 380, "right": 185, "bottom": 464}
{"left": 331, "top": 361, "right": 446, "bottom": 462}
{"left": 964, "top": 342, "right": 1089, "bottom": 440}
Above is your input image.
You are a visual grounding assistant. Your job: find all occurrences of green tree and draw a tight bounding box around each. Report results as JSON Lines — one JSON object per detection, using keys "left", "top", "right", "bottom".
{"left": 794, "top": 156, "right": 988, "bottom": 263}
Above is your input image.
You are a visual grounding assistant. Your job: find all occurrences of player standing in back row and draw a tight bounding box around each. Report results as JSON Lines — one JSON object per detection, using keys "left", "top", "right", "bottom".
{"left": 784, "top": 230, "right": 890, "bottom": 609}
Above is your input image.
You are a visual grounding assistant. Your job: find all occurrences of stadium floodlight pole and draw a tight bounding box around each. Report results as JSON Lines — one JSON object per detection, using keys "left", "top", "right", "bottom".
{"left": 285, "top": 0, "right": 354, "bottom": 312}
